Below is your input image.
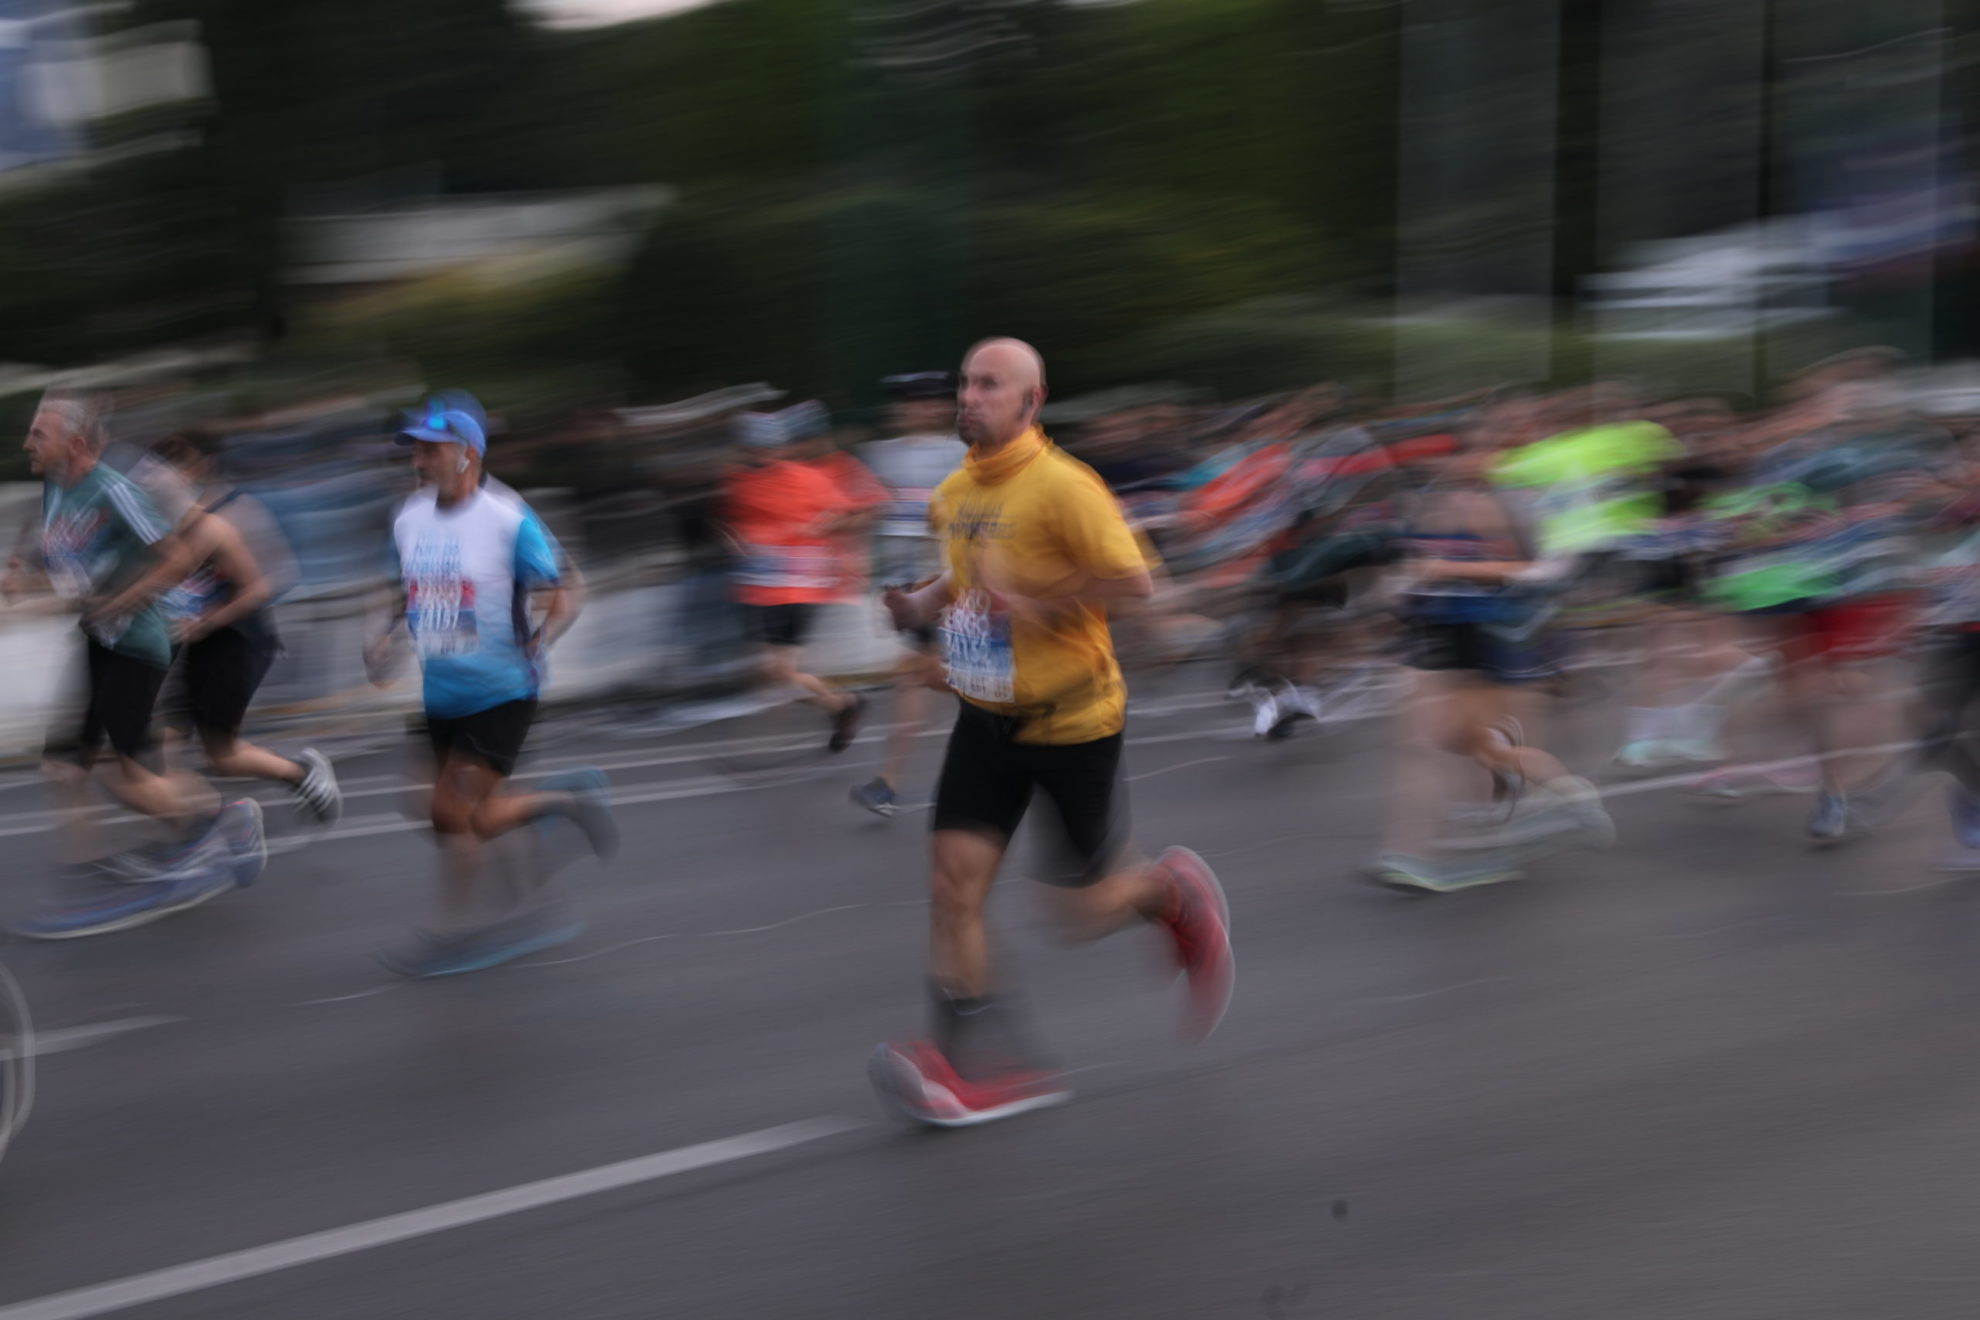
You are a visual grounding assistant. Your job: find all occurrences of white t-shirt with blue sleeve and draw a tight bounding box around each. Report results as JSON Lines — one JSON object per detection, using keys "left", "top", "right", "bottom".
{"left": 390, "top": 486, "right": 563, "bottom": 719}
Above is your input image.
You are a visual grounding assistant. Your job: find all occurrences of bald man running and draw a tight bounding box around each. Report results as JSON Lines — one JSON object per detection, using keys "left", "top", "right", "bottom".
{"left": 869, "top": 338, "right": 1233, "bottom": 1127}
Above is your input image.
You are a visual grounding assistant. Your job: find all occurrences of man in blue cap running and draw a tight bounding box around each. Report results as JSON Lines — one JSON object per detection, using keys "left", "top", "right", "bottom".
{"left": 366, "top": 393, "right": 619, "bottom": 976}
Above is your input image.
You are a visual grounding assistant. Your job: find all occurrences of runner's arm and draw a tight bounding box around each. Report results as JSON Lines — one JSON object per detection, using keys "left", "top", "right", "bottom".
{"left": 87, "top": 528, "right": 196, "bottom": 625}
{"left": 518, "top": 510, "right": 576, "bottom": 654}
{"left": 2, "top": 519, "right": 38, "bottom": 602}
{"left": 885, "top": 572, "right": 952, "bottom": 630}
{"left": 182, "top": 515, "right": 271, "bottom": 639}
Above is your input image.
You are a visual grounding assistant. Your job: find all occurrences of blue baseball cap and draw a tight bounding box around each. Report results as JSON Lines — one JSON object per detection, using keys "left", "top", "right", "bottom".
{"left": 395, "top": 391, "right": 488, "bottom": 454}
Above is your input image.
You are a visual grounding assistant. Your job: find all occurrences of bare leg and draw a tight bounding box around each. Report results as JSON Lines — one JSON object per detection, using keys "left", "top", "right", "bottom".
{"left": 100, "top": 756, "right": 211, "bottom": 825}
{"left": 765, "top": 646, "right": 852, "bottom": 713}
{"left": 929, "top": 828, "right": 1005, "bottom": 998}
{"left": 1051, "top": 854, "right": 1174, "bottom": 942}
{"left": 428, "top": 758, "right": 509, "bottom": 928}
{"left": 1381, "top": 670, "right": 1467, "bottom": 854}
{"left": 200, "top": 731, "right": 304, "bottom": 786}
{"left": 881, "top": 650, "right": 943, "bottom": 787}
{"left": 41, "top": 759, "right": 99, "bottom": 866}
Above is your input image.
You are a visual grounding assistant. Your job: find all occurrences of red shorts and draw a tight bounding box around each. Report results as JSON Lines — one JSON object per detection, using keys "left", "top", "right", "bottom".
{"left": 1779, "top": 594, "right": 1914, "bottom": 665}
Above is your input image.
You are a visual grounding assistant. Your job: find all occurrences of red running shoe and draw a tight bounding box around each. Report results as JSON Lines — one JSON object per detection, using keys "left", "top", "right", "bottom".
{"left": 1157, "top": 846, "right": 1234, "bottom": 1042}
{"left": 868, "top": 1041, "right": 1071, "bottom": 1128}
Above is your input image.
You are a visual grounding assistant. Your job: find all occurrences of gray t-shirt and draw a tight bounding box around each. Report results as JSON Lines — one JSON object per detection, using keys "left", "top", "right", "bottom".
{"left": 858, "top": 434, "right": 967, "bottom": 539}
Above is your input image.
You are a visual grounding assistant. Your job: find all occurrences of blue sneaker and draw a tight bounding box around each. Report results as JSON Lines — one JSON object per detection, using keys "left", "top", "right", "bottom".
{"left": 850, "top": 777, "right": 899, "bottom": 818}
{"left": 537, "top": 769, "right": 618, "bottom": 860}
{"left": 1951, "top": 786, "right": 1980, "bottom": 848}
{"left": 377, "top": 909, "right": 586, "bottom": 979}
{"left": 1937, "top": 787, "right": 1980, "bottom": 871}
{"left": 1809, "top": 791, "right": 1850, "bottom": 846}
{"left": 216, "top": 799, "right": 267, "bottom": 887}
{"left": 11, "top": 865, "right": 234, "bottom": 940}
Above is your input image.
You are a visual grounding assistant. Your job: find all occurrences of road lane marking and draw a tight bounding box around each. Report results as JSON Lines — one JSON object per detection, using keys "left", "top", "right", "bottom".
{"left": 0, "top": 1117, "right": 867, "bottom": 1320}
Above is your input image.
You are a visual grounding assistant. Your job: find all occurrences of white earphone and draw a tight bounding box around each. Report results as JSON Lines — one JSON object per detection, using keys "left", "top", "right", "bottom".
{"left": 456, "top": 456, "right": 469, "bottom": 474}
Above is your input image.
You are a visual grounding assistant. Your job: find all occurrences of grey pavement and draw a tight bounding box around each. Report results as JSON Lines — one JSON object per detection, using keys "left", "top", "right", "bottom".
{"left": 0, "top": 673, "right": 1976, "bottom": 1319}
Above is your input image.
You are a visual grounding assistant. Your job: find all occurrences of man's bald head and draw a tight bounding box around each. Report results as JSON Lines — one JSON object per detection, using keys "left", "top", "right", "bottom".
{"left": 958, "top": 337, "right": 1048, "bottom": 450}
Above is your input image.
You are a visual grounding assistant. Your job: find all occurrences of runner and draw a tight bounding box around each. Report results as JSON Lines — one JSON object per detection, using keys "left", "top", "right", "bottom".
{"left": 1693, "top": 379, "right": 1947, "bottom": 840}
{"left": 851, "top": 372, "right": 967, "bottom": 816}
{"left": 721, "top": 402, "right": 866, "bottom": 753}
{"left": 366, "top": 393, "right": 618, "bottom": 977}
{"left": 1367, "top": 408, "right": 1614, "bottom": 893}
{"left": 101, "top": 431, "right": 341, "bottom": 845}
{"left": 868, "top": 338, "right": 1233, "bottom": 1127}
{"left": 9, "top": 393, "right": 266, "bottom": 939}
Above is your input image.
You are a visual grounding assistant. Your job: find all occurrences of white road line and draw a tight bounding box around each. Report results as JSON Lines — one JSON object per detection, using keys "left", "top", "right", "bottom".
{"left": 0, "top": 1117, "right": 867, "bottom": 1320}
{"left": 298, "top": 985, "right": 402, "bottom": 1007}
{"left": 704, "top": 903, "right": 868, "bottom": 937}
{"left": 22, "top": 1016, "right": 182, "bottom": 1058}
{"left": 1125, "top": 756, "right": 1230, "bottom": 784}
{"left": 1359, "top": 976, "right": 1514, "bottom": 1005}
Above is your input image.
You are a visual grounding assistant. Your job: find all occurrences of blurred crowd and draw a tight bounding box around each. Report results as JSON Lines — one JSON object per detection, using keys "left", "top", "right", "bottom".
{"left": 9, "top": 342, "right": 1980, "bottom": 875}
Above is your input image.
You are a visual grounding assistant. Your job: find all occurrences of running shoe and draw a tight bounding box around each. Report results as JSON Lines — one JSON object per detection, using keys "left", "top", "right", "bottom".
{"left": 291, "top": 748, "right": 343, "bottom": 825}
{"left": 1808, "top": 790, "right": 1850, "bottom": 846}
{"left": 1949, "top": 784, "right": 1980, "bottom": 846}
{"left": 868, "top": 1040, "right": 1072, "bottom": 1128}
{"left": 217, "top": 799, "right": 267, "bottom": 887}
{"left": 828, "top": 693, "right": 866, "bottom": 754}
{"left": 1156, "top": 846, "right": 1233, "bottom": 1042}
{"left": 1364, "top": 852, "right": 1519, "bottom": 894}
{"left": 92, "top": 839, "right": 184, "bottom": 883}
{"left": 1249, "top": 690, "right": 1281, "bottom": 739}
{"left": 1666, "top": 704, "right": 1727, "bottom": 764}
{"left": 1266, "top": 682, "right": 1319, "bottom": 740}
{"left": 95, "top": 815, "right": 229, "bottom": 884}
{"left": 1613, "top": 740, "right": 1674, "bottom": 770}
{"left": 378, "top": 909, "right": 587, "bottom": 979}
{"left": 851, "top": 777, "right": 899, "bottom": 818}
{"left": 538, "top": 768, "right": 619, "bottom": 860}
{"left": 11, "top": 865, "right": 235, "bottom": 940}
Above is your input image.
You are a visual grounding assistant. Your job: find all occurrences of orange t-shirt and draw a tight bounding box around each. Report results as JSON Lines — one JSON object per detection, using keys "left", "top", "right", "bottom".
{"left": 723, "top": 460, "right": 853, "bottom": 606}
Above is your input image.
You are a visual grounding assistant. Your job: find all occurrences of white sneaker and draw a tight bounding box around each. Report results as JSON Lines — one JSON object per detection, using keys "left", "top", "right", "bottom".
{"left": 1250, "top": 693, "right": 1281, "bottom": 739}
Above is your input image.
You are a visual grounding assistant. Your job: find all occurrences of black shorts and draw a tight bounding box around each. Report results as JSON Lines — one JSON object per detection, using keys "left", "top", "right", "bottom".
{"left": 425, "top": 698, "right": 538, "bottom": 778}
{"left": 167, "top": 625, "right": 279, "bottom": 737}
{"left": 46, "top": 637, "right": 168, "bottom": 765}
{"left": 1405, "top": 620, "right": 1550, "bottom": 685}
{"left": 932, "top": 701, "right": 1127, "bottom": 887}
{"left": 751, "top": 604, "right": 815, "bottom": 649}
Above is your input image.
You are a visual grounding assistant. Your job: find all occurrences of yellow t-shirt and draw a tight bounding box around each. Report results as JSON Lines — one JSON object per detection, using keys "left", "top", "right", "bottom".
{"left": 931, "top": 428, "right": 1149, "bottom": 745}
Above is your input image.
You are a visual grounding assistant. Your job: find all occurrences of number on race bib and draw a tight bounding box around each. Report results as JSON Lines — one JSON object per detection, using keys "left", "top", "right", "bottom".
{"left": 409, "top": 576, "right": 480, "bottom": 658}
{"left": 941, "top": 591, "right": 1014, "bottom": 704}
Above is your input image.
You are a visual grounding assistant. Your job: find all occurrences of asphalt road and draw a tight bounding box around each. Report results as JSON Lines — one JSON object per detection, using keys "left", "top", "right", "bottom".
{"left": 2, "top": 667, "right": 1978, "bottom": 1320}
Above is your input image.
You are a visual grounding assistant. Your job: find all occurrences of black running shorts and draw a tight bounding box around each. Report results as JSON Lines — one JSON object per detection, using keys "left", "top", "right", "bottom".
{"left": 425, "top": 698, "right": 538, "bottom": 778}
{"left": 169, "top": 625, "right": 279, "bottom": 737}
{"left": 1404, "top": 620, "right": 1550, "bottom": 685}
{"left": 932, "top": 700, "right": 1128, "bottom": 887}
{"left": 751, "top": 604, "right": 815, "bottom": 649}
{"left": 45, "top": 637, "right": 168, "bottom": 766}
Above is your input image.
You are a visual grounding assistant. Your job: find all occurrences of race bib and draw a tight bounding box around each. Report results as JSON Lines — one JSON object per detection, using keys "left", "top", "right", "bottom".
{"left": 942, "top": 590, "right": 1014, "bottom": 703}
{"left": 408, "top": 574, "right": 480, "bottom": 658}
{"left": 735, "top": 544, "right": 838, "bottom": 591}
